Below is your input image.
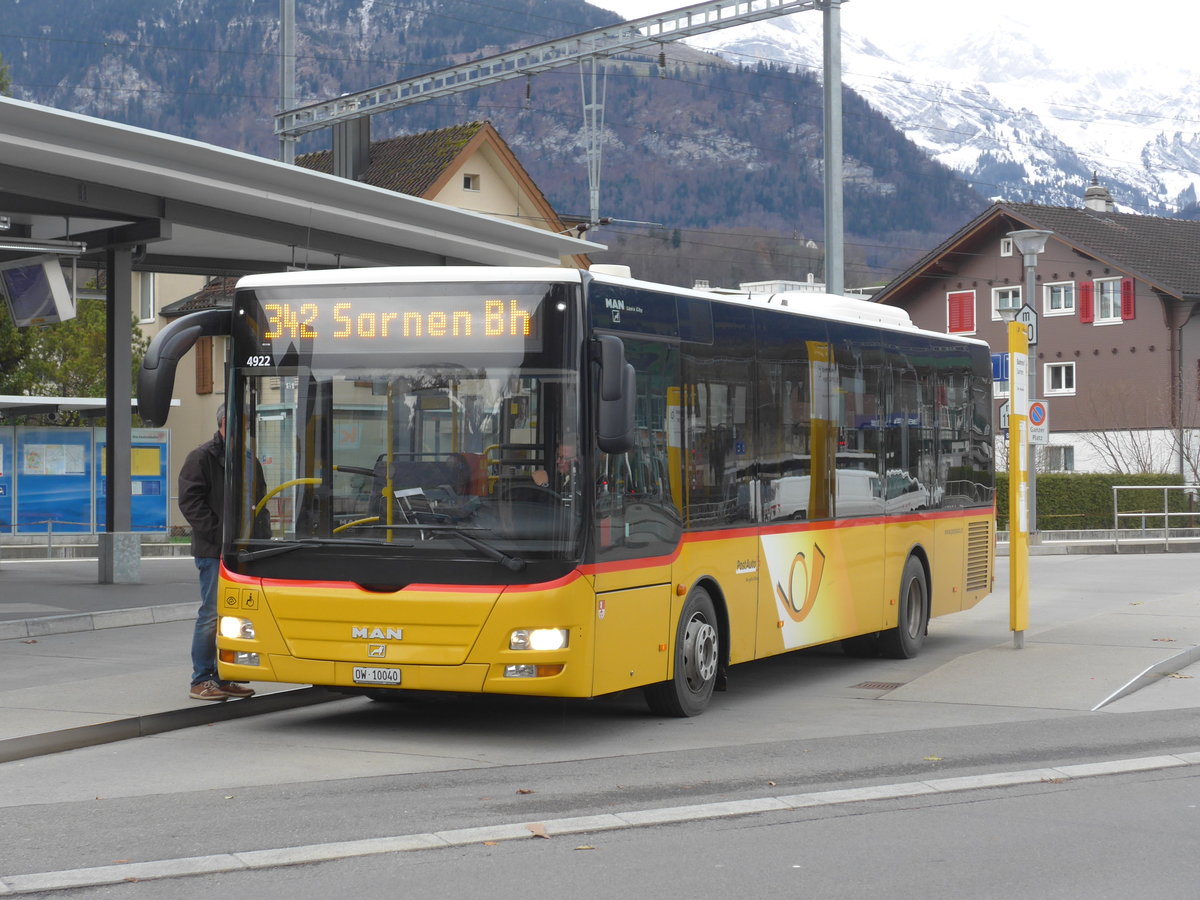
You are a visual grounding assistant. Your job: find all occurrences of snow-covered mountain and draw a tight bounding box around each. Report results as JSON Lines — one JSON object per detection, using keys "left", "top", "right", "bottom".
{"left": 685, "top": 14, "right": 1200, "bottom": 215}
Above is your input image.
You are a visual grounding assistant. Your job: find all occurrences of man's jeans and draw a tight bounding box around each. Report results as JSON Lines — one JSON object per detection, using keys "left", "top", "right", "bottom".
{"left": 190, "top": 556, "right": 220, "bottom": 686}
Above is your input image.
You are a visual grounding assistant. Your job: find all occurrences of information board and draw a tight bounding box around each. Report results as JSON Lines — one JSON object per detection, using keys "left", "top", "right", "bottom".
{"left": 0, "top": 427, "right": 12, "bottom": 533}
{"left": 96, "top": 428, "right": 170, "bottom": 533}
{"left": 15, "top": 426, "right": 93, "bottom": 534}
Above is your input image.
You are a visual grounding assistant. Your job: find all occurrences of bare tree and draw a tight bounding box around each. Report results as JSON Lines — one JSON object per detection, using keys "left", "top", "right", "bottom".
{"left": 1076, "top": 388, "right": 1179, "bottom": 475}
{"left": 1164, "top": 389, "right": 1200, "bottom": 484}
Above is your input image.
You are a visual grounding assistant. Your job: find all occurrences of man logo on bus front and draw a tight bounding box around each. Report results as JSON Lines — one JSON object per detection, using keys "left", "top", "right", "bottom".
{"left": 352, "top": 626, "right": 404, "bottom": 640}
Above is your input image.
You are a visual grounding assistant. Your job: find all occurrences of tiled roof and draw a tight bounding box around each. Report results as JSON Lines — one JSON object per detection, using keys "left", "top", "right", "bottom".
{"left": 158, "top": 277, "right": 236, "bottom": 318}
{"left": 1000, "top": 202, "right": 1200, "bottom": 298}
{"left": 878, "top": 201, "right": 1200, "bottom": 303}
{"left": 295, "top": 121, "right": 488, "bottom": 197}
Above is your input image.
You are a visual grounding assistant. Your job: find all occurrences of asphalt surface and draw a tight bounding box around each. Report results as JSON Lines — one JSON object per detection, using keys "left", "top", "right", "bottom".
{"left": 3, "top": 548, "right": 1200, "bottom": 895}
{"left": 2, "top": 548, "right": 1199, "bottom": 767}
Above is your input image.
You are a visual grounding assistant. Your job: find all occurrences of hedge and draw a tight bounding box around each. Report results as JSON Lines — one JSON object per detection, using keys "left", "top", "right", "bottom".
{"left": 995, "top": 472, "right": 1193, "bottom": 531}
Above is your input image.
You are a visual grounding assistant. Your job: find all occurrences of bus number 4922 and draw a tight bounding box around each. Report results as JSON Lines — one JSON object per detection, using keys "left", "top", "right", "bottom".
{"left": 246, "top": 355, "right": 273, "bottom": 367}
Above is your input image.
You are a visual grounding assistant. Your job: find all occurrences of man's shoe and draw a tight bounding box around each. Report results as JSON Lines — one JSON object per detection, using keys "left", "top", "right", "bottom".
{"left": 189, "top": 680, "right": 229, "bottom": 701}
{"left": 219, "top": 682, "right": 255, "bottom": 698}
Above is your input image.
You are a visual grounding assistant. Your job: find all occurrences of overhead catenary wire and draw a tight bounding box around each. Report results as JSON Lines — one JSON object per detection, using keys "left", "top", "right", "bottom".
{"left": 2, "top": 3, "right": 1191, "bottom": 285}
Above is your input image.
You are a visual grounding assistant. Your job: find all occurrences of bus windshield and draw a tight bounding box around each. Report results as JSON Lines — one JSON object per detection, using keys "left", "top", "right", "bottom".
{"left": 226, "top": 281, "right": 583, "bottom": 578}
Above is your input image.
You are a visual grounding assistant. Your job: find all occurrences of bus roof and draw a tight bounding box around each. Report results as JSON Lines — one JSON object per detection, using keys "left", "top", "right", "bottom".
{"left": 235, "top": 266, "right": 989, "bottom": 349}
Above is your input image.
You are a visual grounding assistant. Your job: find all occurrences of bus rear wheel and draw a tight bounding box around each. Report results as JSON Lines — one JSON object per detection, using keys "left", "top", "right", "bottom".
{"left": 644, "top": 587, "right": 720, "bottom": 717}
{"left": 878, "top": 556, "right": 928, "bottom": 659}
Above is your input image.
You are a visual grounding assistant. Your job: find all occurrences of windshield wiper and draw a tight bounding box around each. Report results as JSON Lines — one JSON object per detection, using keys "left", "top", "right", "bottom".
{"left": 238, "top": 536, "right": 419, "bottom": 561}
{"left": 237, "top": 529, "right": 523, "bottom": 569}
{"left": 439, "top": 529, "right": 526, "bottom": 571}
{"left": 359, "top": 520, "right": 524, "bottom": 567}
{"left": 237, "top": 540, "right": 322, "bottom": 562}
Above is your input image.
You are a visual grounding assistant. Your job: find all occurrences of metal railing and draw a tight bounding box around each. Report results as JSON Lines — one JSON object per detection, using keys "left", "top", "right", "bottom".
{"left": 1112, "top": 484, "right": 1200, "bottom": 551}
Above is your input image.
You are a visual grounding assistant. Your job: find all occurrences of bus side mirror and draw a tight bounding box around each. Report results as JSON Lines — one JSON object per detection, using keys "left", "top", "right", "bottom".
{"left": 137, "top": 308, "right": 231, "bottom": 426}
{"left": 593, "top": 336, "right": 635, "bottom": 453}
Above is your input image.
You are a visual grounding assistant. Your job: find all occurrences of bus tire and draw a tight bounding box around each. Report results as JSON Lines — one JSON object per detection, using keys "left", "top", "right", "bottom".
{"left": 643, "top": 587, "right": 720, "bottom": 717}
{"left": 878, "top": 556, "right": 928, "bottom": 659}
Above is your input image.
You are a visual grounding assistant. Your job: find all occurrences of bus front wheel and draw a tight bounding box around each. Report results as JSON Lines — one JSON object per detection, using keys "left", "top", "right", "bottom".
{"left": 644, "top": 587, "right": 720, "bottom": 717}
{"left": 878, "top": 556, "right": 929, "bottom": 659}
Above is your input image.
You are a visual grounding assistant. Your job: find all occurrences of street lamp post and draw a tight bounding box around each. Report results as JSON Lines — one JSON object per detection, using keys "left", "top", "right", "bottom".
{"left": 1004, "top": 228, "right": 1051, "bottom": 649}
{"left": 1008, "top": 229, "right": 1052, "bottom": 537}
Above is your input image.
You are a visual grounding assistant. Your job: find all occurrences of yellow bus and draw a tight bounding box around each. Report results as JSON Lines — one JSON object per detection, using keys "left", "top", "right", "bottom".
{"left": 139, "top": 266, "right": 994, "bottom": 716}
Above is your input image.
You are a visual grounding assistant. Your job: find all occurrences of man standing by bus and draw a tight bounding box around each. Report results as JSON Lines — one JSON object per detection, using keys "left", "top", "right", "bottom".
{"left": 179, "top": 403, "right": 255, "bottom": 702}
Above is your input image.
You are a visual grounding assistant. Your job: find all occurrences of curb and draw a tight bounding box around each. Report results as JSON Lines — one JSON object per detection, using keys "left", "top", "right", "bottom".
{"left": 0, "top": 686, "right": 346, "bottom": 765}
{"left": 0, "top": 603, "right": 196, "bottom": 641}
{"left": 1092, "top": 642, "right": 1200, "bottom": 710}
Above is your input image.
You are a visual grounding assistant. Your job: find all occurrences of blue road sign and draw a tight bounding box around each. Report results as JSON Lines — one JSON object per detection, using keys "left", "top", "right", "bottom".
{"left": 991, "top": 353, "right": 1009, "bottom": 382}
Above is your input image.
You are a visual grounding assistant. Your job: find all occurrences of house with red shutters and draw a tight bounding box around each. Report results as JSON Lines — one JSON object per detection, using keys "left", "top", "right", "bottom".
{"left": 872, "top": 180, "right": 1200, "bottom": 478}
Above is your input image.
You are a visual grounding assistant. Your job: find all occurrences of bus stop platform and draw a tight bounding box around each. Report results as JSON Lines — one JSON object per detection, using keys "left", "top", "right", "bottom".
{"left": 2, "top": 553, "right": 1200, "bottom": 765}
{"left": 0, "top": 558, "right": 341, "bottom": 763}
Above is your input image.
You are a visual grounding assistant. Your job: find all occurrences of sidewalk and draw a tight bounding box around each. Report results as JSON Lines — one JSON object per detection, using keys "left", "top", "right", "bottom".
{"left": 0, "top": 557, "right": 198, "bottom": 635}
{"left": 0, "top": 558, "right": 343, "bottom": 763}
{"left": 3, "top": 553, "right": 1200, "bottom": 766}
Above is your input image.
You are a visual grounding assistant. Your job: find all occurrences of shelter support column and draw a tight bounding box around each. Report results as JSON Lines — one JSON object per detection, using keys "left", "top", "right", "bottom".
{"left": 100, "top": 246, "right": 140, "bottom": 584}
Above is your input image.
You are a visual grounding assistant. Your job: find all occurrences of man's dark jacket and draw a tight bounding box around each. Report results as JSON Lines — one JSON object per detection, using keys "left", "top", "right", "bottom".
{"left": 178, "top": 431, "right": 224, "bottom": 558}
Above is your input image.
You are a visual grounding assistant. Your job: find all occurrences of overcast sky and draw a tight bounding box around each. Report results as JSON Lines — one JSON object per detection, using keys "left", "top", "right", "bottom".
{"left": 585, "top": 0, "right": 1194, "bottom": 66}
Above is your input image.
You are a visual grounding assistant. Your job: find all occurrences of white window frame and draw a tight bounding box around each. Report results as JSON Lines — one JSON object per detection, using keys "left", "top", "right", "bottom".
{"left": 1043, "top": 281, "right": 1075, "bottom": 317}
{"left": 999, "top": 237, "right": 1013, "bottom": 257}
{"left": 138, "top": 273, "right": 155, "bottom": 324}
{"left": 1044, "top": 361, "right": 1076, "bottom": 396}
{"left": 991, "top": 285, "right": 1021, "bottom": 320}
{"left": 462, "top": 173, "right": 480, "bottom": 192}
{"left": 1094, "top": 277, "right": 1122, "bottom": 324}
{"left": 1041, "top": 445, "right": 1075, "bottom": 473}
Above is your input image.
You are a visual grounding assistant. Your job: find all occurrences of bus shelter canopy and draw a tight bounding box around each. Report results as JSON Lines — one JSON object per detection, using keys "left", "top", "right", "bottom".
{"left": 0, "top": 97, "right": 598, "bottom": 582}
{"left": 0, "top": 96, "right": 599, "bottom": 273}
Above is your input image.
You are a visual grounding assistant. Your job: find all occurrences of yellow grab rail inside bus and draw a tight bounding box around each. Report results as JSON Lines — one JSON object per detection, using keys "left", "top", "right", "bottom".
{"left": 333, "top": 515, "right": 380, "bottom": 534}
{"left": 254, "top": 477, "right": 321, "bottom": 517}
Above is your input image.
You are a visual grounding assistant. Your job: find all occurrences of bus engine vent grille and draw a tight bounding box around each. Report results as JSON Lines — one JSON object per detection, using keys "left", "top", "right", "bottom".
{"left": 965, "top": 520, "right": 992, "bottom": 592}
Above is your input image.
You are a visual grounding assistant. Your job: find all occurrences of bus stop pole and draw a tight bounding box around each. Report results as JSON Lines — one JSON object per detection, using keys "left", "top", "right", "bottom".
{"left": 1008, "top": 321, "right": 1030, "bottom": 649}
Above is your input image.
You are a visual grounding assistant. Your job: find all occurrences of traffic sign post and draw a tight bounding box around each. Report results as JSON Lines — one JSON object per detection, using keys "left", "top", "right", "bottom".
{"left": 1006, "top": 229, "right": 1051, "bottom": 649}
{"left": 1028, "top": 399, "right": 1049, "bottom": 445}
{"left": 1007, "top": 320, "right": 1030, "bottom": 649}
{"left": 1014, "top": 304, "right": 1039, "bottom": 536}
{"left": 1015, "top": 303, "right": 1038, "bottom": 346}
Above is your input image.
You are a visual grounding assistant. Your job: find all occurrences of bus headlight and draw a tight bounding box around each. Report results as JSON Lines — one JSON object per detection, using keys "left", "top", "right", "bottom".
{"left": 509, "top": 628, "right": 569, "bottom": 651}
{"left": 219, "top": 616, "right": 256, "bottom": 640}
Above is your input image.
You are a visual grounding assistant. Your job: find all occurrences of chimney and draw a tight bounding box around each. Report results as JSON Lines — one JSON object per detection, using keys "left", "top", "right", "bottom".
{"left": 1083, "top": 172, "right": 1115, "bottom": 212}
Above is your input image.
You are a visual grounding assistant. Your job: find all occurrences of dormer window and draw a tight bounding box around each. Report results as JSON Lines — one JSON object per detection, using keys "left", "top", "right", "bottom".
{"left": 463, "top": 174, "right": 480, "bottom": 191}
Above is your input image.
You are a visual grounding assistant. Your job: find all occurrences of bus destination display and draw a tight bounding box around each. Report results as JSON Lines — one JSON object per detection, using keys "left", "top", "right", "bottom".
{"left": 247, "top": 292, "right": 544, "bottom": 357}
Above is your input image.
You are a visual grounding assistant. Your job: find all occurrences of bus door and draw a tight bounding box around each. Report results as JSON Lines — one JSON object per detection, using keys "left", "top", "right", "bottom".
{"left": 591, "top": 338, "right": 680, "bottom": 695}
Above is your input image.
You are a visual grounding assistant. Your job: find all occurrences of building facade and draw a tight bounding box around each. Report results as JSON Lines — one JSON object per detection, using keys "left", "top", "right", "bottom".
{"left": 872, "top": 182, "right": 1200, "bottom": 479}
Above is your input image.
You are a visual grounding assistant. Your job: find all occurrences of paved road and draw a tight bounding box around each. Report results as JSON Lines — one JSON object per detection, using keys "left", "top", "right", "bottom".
{"left": 1, "top": 552, "right": 1199, "bottom": 894}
